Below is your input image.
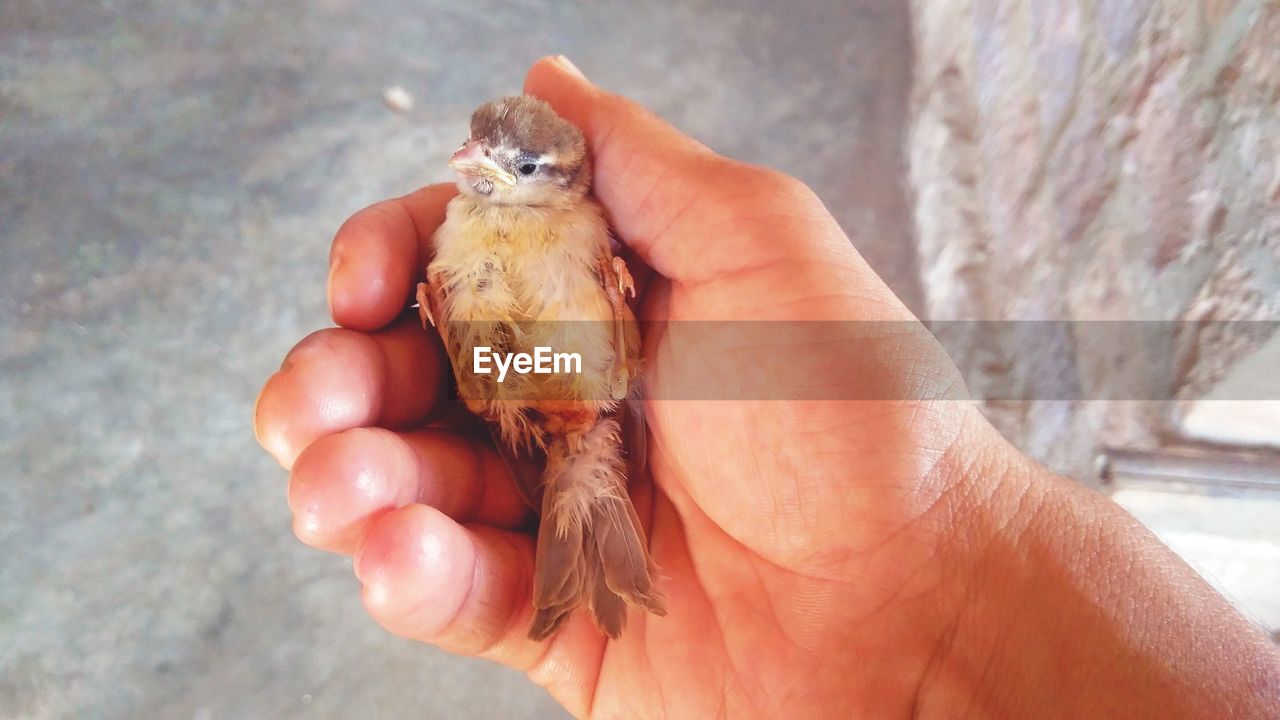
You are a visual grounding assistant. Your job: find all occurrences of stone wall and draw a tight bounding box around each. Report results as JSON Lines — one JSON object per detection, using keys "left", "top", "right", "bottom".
{"left": 909, "top": 0, "right": 1280, "bottom": 476}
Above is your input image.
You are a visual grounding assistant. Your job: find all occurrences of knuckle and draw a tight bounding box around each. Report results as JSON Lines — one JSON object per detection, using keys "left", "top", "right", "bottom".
{"left": 339, "top": 201, "right": 399, "bottom": 239}
{"left": 743, "top": 164, "right": 816, "bottom": 202}
{"left": 701, "top": 159, "right": 817, "bottom": 210}
{"left": 288, "top": 427, "right": 390, "bottom": 548}
{"left": 691, "top": 162, "right": 826, "bottom": 238}
{"left": 286, "top": 327, "right": 372, "bottom": 366}
{"left": 331, "top": 201, "right": 405, "bottom": 261}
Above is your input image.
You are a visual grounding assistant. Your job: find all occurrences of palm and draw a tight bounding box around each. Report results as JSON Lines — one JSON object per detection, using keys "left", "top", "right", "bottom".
{"left": 543, "top": 261, "right": 973, "bottom": 716}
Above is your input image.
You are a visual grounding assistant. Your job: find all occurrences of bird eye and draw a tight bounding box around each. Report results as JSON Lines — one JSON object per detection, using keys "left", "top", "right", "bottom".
{"left": 518, "top": 163, "right": 538, "bottom": 176}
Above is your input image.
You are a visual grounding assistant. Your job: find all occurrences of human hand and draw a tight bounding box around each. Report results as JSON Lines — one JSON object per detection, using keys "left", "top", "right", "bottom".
{"left": 254, "top": 57, "right": 1280, "bottom": 718}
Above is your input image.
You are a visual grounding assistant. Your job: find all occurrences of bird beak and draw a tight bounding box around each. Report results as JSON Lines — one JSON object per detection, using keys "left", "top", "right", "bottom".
{"left": 449, "top": 140, "right": 517, "bottom": 187}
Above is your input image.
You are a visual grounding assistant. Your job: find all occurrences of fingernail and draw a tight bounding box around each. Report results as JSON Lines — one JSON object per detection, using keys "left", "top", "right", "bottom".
{"left": 353, "top": 548, "right": 369, "bottom": 583}
{"left": 330, "top": 244, "right": 345, "bottom": 274}
{"left": 552, "top": 55, "right": 587, "bottom": 82}
{"left": 327, "top": 246, "right": 345, "bottom": 317}
{"left": 278, "top": 338, "right": 310, "bottom": 374}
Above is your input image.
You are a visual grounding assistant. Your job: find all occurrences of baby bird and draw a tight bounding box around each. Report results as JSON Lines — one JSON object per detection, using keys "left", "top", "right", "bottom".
{"left": 417, "top": 96, "right": 664, "bottom": 640}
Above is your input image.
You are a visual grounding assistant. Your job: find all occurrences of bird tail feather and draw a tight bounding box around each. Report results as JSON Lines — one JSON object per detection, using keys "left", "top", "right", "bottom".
{"left": 528, "top": 418, "right": 664, "bottom": 641}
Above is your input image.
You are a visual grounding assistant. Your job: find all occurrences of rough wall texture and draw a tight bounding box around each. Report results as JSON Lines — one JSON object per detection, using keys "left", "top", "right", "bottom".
{"left": 909, "top": 0, "right": 1280, "bottom": 475}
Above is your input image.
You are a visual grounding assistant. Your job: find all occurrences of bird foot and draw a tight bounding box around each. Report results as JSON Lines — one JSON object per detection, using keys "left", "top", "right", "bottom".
{"left": 612, "top": 257, "right": 635, "bottom": 299}
{"left": 416, "top": 282, "right": 435, "bottom": 329}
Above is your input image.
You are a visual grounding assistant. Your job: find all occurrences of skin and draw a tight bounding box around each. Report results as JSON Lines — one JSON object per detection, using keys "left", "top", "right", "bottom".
{"left": 255, "top": 57, "right": 1280, "bottom": 718}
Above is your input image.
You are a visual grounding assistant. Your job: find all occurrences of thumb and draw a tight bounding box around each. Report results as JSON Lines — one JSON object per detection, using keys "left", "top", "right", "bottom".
{"left": 524, "top": 56, "right": 849, "bottom": 285}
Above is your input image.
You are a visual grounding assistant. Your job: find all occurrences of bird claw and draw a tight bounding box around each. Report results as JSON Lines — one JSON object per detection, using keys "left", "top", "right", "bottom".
{"left": 416, "top": 282, "right": 435, "bottom": 329}
{"left": 612, "top": 257, "right": 635, "bottom": 299}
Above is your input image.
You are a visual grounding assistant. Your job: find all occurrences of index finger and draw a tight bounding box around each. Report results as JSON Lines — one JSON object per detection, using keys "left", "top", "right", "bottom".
{"left": 328, "top": 183, "right": 456, "bottom": 331}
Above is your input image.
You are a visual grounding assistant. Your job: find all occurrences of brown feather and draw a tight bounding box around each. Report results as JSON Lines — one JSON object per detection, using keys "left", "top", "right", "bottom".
{"left": 532, "top": 444, "right": 586, "bottom": 609}
{"left": 529, "top": 604, "right": 576, "bottom": 642}
{"left": 593, "top": 498, "right": 651, "bottom": 597}
{"left": 622, "top": 398, "right": 647, "bottom": 481}
{"left": 488, "top": 424, "right": 545, "bottom": 512}
{"left": 526, "top": 419, "right": 663, "bottom": 639}
{"left": 594, "top": 495, "right": 665, "bottom": 615}
{"left": 529, "top": 513, "right": 582, "bottom": 641}
{"left": 585, "top": 549, "right": 628, "bottom": 639}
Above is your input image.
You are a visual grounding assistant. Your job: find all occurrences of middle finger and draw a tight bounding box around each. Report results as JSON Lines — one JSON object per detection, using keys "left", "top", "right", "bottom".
{"left": 254, "top": 313, "right": 449, "bottom": 468}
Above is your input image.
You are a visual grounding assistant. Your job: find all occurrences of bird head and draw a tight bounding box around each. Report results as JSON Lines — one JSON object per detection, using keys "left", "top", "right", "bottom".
{"left": 449, "top": 96, "right": 590, "bottom": 206}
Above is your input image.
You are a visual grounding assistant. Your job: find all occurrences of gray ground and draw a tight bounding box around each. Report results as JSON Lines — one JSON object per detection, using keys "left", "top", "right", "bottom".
{"left": 0, "top": 2, "right": 915, "bottom": 718}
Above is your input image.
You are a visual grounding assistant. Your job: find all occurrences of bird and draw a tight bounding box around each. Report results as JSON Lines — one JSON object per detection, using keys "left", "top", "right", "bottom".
{"left": 417, "top": 95, "right": 665, "bottom": 640}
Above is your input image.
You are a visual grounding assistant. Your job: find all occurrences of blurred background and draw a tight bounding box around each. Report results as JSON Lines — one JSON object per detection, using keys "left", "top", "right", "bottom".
{"left": 1, "top": 1, "right": 1276, "bottom": 718}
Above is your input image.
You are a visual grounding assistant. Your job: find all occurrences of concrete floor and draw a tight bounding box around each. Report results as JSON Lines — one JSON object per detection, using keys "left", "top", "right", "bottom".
{"left": 0, "top": 2, "right": 916, "bottom": 718}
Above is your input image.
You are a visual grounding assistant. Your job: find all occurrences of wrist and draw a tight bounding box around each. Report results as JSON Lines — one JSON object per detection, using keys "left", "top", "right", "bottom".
{"left": 916, "top": 426, "right": 1280, "bottom": 718}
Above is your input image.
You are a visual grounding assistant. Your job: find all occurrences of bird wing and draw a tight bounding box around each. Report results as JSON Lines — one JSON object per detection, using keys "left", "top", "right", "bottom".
{"left": 421, "top": 275, "right": 547, "bottom": 511}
